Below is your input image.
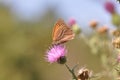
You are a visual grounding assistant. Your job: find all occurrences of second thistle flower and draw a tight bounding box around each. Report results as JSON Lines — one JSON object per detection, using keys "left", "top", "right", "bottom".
{"left": 68, "top": 18, "right": 81, "bottom": 35}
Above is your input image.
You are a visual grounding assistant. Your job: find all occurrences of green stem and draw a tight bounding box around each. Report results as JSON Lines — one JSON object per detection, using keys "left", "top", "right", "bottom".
{"left": 65, "top": 64, "right": 77, "bottom": 80}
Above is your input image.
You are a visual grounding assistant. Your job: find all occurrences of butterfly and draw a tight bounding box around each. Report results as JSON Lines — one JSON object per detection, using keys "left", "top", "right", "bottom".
{"left": 52, "top": 18, "right": 75, "bottom": 45}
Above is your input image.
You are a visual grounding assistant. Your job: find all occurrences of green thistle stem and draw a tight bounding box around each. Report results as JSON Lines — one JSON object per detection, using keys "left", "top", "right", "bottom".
{"left": 65, "top": 64, "right": 77, "bottom": 80}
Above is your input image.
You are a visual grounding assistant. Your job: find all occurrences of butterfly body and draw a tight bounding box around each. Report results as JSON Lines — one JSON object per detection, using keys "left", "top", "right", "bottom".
{"left": 52, "top": 19, "right": 75, "bottom": 45}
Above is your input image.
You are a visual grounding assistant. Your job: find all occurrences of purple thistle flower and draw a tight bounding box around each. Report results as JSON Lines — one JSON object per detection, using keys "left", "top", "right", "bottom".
{"left": 68, "top": 18, "right": 76, "bottom": 26}
{"left": 46, "top": 45, "right": 67, "bottom": 64}
{"left": 104, "top": 1, "right": 115, "bottom": 14}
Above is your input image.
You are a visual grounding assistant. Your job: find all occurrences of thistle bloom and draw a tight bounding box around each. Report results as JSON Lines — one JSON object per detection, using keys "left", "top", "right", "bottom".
{"left": 104, "top": 1, "right": 115, "bottom": 14}
{"left": 68, "top": 18, "right": 81, "bottom": 35}
{"left": 46, "top": 45, "right": 67, "bottom": 64}
{"left": 68, "top": 18, "right": 76, "bottom": 26}
{"left": 89, "top": 20, "right": 98, "bottom": 29}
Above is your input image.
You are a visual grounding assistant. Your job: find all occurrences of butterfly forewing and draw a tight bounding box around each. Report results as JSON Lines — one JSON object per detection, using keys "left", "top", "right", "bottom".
{"left": 52, "top": 19, "right": 74, "bottom": 45}
{"left": 52, "top": 19, "right": 66, "bottom": 40}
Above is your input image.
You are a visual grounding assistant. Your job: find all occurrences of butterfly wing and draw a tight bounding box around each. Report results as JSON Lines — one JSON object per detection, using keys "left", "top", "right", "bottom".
{"left": 58, "top": 27, "right": 75, "bottom": 43}
{"left": 52, "top": 19, "right": 65, "bottom": 41}
{"left": 52, "top": 19, "right": 75, "bottom": 45}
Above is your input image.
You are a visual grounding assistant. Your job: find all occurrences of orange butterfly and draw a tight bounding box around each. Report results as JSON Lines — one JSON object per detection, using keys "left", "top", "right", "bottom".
{"left": 52, "top": 18, "right": 75, "bottom": 45}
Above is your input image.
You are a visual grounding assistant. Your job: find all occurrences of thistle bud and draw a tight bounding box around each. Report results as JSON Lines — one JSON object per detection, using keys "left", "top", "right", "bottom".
{"left": 57, "top": 56, "right": 67, "bottom": 64}
{"left": 111, "top": 29, "right": 120, "bottom": 37}
{"left": 72, "top": 24, "right": 81, "bottom": 35}
{"left": 112, "top": 37, "right": 120, "bottom": 49}
{"left": 112, "top": 13, "right": 120, "bottom": 27}
{"left": 77, "top": 67, "right": 92, "bottom": 80}
{"left": 97, "top": 26, "right": 108, "bottom": 34}
{"left": 89, "top": 20, "right": 98, "bottom": 29}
